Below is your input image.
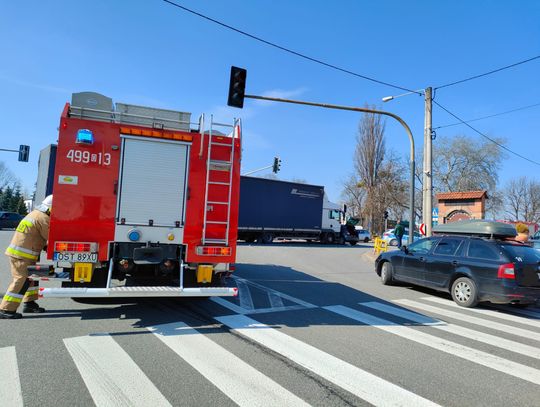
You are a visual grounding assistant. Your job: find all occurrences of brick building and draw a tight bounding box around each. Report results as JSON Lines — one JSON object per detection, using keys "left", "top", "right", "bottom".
{"left": 436, "top": 190, "right": 487, "bottom": 224}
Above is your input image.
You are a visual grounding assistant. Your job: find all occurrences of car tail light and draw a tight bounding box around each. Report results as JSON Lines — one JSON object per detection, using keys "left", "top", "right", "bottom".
{"left": 54, "top": 242, "right": 98, "bottom": 252}
{"left": 196, "top": 246, "right": 231, "bottom": 256}
{"left": 497, "top": 263, "right": 515, "bottom": 279}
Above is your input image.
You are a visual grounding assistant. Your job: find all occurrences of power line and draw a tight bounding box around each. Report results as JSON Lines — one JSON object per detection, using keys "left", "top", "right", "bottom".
{"left": 432, "top": 100, "right": 540, "bottom": 166}
{"left": 161, "top": 0, "right": 418, "bottom": 94}
{"left": 434, "top": 102, "right": 540, "bottom": 129}
{"left": 434, "top": 55, "right": 540, "bottom": 90}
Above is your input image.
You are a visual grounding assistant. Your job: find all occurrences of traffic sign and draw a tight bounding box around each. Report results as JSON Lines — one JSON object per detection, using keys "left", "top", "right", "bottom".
{"left": 419, "top": 223, "right": 426, "bottom": 236}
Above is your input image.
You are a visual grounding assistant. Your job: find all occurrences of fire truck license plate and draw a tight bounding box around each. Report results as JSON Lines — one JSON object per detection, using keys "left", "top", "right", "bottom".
{"left": 54, "top": 252, "right": 98, "bottom": 263}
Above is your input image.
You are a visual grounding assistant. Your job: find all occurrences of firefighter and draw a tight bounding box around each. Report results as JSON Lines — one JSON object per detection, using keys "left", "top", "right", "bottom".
{"left": 0, "top": 195, "right": 52, "bottom": 319}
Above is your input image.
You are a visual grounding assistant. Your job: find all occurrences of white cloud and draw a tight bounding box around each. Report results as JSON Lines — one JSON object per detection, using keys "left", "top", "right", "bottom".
{"left": 254, "top": 87, "right": 309, "bottom": 106}
{"left": 0, "top": 74, "right": 70, "bottom": 94}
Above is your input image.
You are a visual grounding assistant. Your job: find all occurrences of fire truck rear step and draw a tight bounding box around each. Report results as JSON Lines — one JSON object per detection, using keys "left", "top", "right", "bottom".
{"left": 39, "top": 286, "right": 238, "bottom": 298}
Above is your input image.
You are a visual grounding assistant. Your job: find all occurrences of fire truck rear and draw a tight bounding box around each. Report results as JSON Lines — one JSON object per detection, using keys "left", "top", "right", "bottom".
{"left": 39, "top": 92, "right": 240, "bottom": 298}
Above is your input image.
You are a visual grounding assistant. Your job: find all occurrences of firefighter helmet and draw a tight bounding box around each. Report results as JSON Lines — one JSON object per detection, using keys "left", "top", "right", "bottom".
{"left": 37, "top": 195, "right": 53, "bottom": 213}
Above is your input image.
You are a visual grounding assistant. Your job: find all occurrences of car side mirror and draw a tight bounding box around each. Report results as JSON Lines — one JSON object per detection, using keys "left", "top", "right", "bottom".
{"left": 401, "top": 245, "right": 409, "bottom": 254}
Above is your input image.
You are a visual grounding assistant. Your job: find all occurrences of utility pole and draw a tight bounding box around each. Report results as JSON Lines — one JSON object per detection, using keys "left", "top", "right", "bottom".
{"left": 423, "top": 87, "right": 433, "bottom": 236}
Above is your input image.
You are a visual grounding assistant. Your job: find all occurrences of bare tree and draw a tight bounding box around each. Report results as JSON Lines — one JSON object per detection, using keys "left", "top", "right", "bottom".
{"left": 353, "top": 109, "right": 386, "bottom": 233}
{"left": 432, "top": 135, "right": 505, "bottom": 193}
{"left": 0, "top": 162, "right": 17, "bottom": 189}
{"left": 341, "top": 174, "right": 365, "bottom": 218}
{"left": 503, "top": 177, "right": 540, "bottom": 222}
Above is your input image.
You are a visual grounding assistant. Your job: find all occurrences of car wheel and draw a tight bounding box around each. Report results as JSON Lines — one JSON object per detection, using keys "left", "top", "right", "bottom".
{"left": 389, "top": 239, "right": 398, "bottom": 246}
{"left": 349, "top": 240, "right": 357, "bottom": 246}
{"left": 380, "top": 262, "right": 394, "bottom": 285}
{"left": 364, "top": 237, "right": 369, "bottom": 243}
{"left": 451, "top": 277, "right": 479, "bottom": 308}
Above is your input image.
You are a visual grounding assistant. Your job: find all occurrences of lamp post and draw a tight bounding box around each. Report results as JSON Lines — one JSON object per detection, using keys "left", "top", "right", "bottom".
{"left": 245, "top": 94, "right": 417, "bottom": 245}
{"left": 383, "top": 87, "right": 433, "bottom": 237}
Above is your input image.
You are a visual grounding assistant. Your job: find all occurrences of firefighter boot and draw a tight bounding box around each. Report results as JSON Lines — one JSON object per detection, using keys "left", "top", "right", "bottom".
{"left": 22, "top": 301, "right": 45, "bottom": 313}
{"left": 0, "top": 309, "right": 23, "bottom": 319}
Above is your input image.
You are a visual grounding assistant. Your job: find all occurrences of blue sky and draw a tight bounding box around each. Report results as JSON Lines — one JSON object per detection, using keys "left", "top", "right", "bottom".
{"left": 1, "top": 0, "right": 539, "bottom": 202}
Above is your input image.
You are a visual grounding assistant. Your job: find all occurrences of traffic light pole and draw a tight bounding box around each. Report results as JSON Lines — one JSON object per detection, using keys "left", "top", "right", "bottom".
{"left": 244, "top": 94, "right": 416, "bottom": 245}
{"left": 242, "top": 165, "right": 273, "bottom": 176}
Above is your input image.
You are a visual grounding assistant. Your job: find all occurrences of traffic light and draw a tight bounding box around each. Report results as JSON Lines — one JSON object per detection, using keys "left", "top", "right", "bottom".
{"left": 18, "top": 145, "right": 30, "bottom": 162}
{"left": 227, "top": 66, "right": 247, "bottom": 108}
{"left": 383, "top": 210, "right": 389, "bottom": 219}
{"left": 272, "top": 156, "right": 281, "bottom": 173}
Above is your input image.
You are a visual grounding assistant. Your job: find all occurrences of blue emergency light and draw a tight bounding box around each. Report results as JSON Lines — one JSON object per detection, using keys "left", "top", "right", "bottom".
{"left": 76, "top": 129, "right": 94, "bottom": 145}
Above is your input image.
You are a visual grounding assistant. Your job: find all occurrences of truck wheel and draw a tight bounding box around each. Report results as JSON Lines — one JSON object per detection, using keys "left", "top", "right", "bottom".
{"left": 451, "top": 277, "right": 479, "bottom": 308}
{"left": 324, "top": 233, "right": 336, "bottom": 244}
{"left": 259, "top": 232, "right": 274, "bottom": 244}
{"left": 380, "top": 262, "right": 394, "bottom": 285}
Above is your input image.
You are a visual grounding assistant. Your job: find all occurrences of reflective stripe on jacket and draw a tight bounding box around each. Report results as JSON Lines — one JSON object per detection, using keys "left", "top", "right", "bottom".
{"left": 5, "top": 210, "right": 49, "bottom": 261}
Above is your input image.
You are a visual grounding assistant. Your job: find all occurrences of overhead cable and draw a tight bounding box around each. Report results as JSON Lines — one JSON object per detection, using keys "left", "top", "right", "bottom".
{"left": 435, "top": 55, "right": 540, "bottom": 90}
{"left": 434, "top": 102, "right": 540, "bottom": 129}
{"left": 162, "top": 0, "right": 418, "bottom": 93}
{"left": 433, "top": 100, "right": 540, "bottom": 166}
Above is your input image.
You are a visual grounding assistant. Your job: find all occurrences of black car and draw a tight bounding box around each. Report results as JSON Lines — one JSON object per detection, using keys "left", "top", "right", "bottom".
{"left": 0, "top": 211, "right": 24, "bottom": 229}
{"left": 375, "top": 221, "right": 540, "bottom": 308}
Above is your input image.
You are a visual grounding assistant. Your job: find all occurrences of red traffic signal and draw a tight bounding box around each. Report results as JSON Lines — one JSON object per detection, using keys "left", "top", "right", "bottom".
{"left": 227, "top": 66, "right": 247, "bottom": 108}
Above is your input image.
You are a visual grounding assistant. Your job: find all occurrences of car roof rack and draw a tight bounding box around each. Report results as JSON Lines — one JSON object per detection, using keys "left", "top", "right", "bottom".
{"left": 432, "top": 220, "right": 517, "bottom": 239}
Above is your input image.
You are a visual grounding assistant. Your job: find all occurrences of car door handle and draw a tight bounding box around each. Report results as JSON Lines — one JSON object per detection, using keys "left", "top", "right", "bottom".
{"left": 419, "top": 257, "right": 425, "bottom": 262}
{"left": 452, "top": 260, "right": 458, "bottom": 265}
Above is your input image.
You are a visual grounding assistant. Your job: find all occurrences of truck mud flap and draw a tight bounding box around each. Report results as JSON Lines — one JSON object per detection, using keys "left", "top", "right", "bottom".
{"left": 133, "top": 247, "right": 164, "bottom": 264}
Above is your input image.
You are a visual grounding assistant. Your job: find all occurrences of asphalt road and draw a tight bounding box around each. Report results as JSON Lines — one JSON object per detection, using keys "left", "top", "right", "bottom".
{"left": 1, "top": 230, "right": 539, "bottom": 407}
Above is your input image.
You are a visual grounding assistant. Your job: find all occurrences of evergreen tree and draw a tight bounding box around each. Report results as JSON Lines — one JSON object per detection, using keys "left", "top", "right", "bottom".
{"left": 0, "top": 186, "right": 13, "bottom": 210}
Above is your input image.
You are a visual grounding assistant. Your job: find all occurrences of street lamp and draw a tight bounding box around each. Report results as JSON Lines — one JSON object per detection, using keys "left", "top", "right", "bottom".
{"left": 245, "top": 95, "right": 417, "bottom": 245}
{"left": 382, "top": 87, "right": 433, "bottom": 237}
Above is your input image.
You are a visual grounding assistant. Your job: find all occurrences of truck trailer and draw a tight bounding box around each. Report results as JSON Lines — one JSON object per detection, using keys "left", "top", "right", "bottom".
{"left": 237, "top": 176, "right": 359, "bottom": 245}
{"left": 36, "top": 92, "right": 241, "bottom": 299}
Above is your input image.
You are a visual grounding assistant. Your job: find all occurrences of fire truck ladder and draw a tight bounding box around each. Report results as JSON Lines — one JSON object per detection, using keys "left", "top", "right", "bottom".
{"left": 201, "top": 115, "right": 240, "bottom": 246}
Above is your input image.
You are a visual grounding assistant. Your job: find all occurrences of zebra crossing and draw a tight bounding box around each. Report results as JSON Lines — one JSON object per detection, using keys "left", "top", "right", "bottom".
{"left": 2, "top": 296, "right": 540, "bottom": 407}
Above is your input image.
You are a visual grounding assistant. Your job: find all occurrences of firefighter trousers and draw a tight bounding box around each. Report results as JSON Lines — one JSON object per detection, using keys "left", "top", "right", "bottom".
{"left": 0, "top": 257, "right": 39, "bottom": 312}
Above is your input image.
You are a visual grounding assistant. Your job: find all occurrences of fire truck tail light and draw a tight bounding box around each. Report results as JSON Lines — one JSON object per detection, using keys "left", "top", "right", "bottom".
{"left": 54, "top": 242, "right": 98, "bottom": 252}
{"left": 196, "top": 246, "right": 231, "bottom": 256}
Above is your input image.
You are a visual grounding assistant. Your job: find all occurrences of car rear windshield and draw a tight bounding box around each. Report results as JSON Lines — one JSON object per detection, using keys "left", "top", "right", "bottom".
{"left": 500, "top": 244, "right": 540, "bottom": 263}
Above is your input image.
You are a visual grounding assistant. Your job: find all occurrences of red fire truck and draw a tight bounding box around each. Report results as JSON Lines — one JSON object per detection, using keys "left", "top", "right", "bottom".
{"left": 38, "top": 92, "right": 240, "bottom": 299}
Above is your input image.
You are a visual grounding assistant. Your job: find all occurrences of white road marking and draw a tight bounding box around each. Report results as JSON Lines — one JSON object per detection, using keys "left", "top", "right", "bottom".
{"left": 149, "top": 322, "right": 309, "bottom": 407}
{"left": 394, "top": 299, "right": 540, "bottom": 342}
{"left": 362, "top": 301, "right": 540, "bottom": 360}
{"left": 0, "top": 347, "right": 23, "bottom": 407}
{"left": 216, "top": 314, "right": 441, "bottom": 407}
{"left": 211, "top": 297, "right": 250, "bottom": 314}
{"left": 234, "top": 277, "right": 317, "bottom": 308}
{"left": 212, "top": 277, "right": 317, "bottom": 314}
{"left": 235, "top": 279, "right": 254, "bottom": 310}
{"left": 326, "top": 305, "right": 540, "bottom": 386}
{"left": 268, "top": 290, "right": 285, "bottom": 308}
{"left": 499, "top": 306, "right": 540, "bottom": 318}
{"left": 422, "top": 296, "right": 540, "bottom": 328}
{"left": 361, "top": 301, "right": 444, "bottom": 325}
{"left": 64, "top": 334, "right": 171, "bottom": 407}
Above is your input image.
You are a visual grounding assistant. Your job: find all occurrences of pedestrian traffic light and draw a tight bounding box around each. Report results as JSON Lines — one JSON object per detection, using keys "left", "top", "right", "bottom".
{"left": 272, "top": 156, "right": 281, "bottom": 173}
{"left": 227, "top": 66, "right": 247, "bottom": 108}
{"left": 383, "top": 210, "right": 389, "bottom": 219}
{"left": 18, "top": 145, "right": 30, "bottom": 162}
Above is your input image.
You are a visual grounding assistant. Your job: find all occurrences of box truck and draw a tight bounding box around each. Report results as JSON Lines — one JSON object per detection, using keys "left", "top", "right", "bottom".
{"left": 238, "top": 176, "right": 359, "bottom": 245}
